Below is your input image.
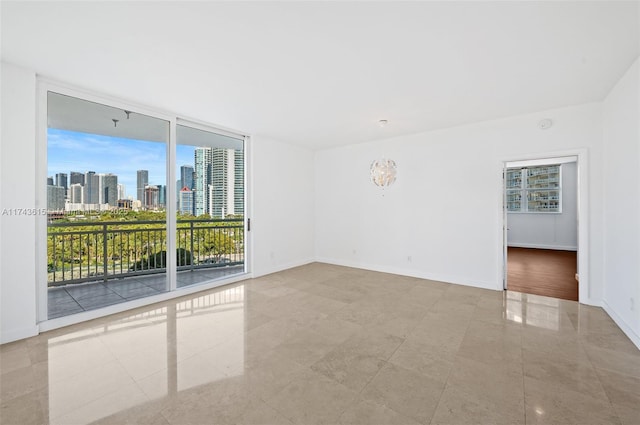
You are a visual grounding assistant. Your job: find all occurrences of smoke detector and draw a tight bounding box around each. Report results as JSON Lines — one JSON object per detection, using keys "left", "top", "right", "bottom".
{"left": 538, "top": 119, "right": 553, "bottom": 130}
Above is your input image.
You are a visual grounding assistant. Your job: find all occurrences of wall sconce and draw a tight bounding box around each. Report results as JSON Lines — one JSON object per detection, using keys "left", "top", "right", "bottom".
{"left": 370, "top": 158, "right": 397, "bottom": 187}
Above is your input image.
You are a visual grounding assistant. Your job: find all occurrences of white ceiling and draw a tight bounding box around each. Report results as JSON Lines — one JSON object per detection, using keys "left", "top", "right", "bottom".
{"left": 47, "top": 91, "right": 171, "bottom": 143}
{"left": 2, "top": 1, "right": 638, "bottom": 150}
{"left": 48, "top": 91, "right": 244, "bottom": 149}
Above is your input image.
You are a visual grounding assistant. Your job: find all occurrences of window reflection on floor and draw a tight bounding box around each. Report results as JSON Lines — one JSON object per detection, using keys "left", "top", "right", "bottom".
{"left": 505, "top": 291, "right": 561, "bottom": 330}
{"left": 46, "top": 284, "right": 244, "bottom": 423}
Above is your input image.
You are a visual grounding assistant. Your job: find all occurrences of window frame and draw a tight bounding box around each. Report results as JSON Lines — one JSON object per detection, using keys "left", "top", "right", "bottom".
{"left": 506, "top": 164, "right": 562, "bottom": 214}
{"left": 36, "top": 78, "right": 250, "bottom": 330}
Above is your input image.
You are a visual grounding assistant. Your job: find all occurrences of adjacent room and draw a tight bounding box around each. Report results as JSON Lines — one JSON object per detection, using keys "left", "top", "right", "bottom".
{"left": 1, "top": 1, "right": 639, "bottom": 424}
{"left": 505, "top": 157, "right": 579, "bottom": 301}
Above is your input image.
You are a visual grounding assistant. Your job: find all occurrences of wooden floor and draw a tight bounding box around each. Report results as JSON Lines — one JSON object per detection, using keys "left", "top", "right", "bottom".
{"left": 507, "top": 247, "right": 578, "bottom": 301}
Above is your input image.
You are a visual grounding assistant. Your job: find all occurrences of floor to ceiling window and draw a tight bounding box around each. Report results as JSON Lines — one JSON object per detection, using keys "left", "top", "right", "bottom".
{"left": 43, "top": 87, "right": 247, "bottom": 321}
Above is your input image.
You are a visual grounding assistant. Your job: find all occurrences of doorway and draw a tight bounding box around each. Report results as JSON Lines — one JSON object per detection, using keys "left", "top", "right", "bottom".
{"left": 503, "top": 156, "right": 580, "bottom": 301}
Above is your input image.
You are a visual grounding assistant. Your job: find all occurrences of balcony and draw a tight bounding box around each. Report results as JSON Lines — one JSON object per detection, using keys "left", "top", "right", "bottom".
{"left": 47, "top": 218, "right": 245, "bottom": 319}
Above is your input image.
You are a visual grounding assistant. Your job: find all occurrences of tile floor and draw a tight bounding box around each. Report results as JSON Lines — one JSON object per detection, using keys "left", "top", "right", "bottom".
{"left": 2, "top": 263, "right": 639, "bottom": 425}
{"left": 48, "top": 266, "right": 245, "bottom": 319}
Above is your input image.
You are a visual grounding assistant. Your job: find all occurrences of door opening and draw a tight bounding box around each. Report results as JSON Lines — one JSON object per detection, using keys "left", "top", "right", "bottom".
{"left": 503, "top": 156, "right": 579, "bottom": 301}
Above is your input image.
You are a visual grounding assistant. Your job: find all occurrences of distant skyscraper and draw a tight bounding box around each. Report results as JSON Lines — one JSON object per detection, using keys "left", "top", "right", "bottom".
{"left": 70, "top": 183, "right": 83, "bottom": 204}
{"left": 84, "top": 171, "right": 98, "bottom": 204}
{"left": 137, "top": 170, "right": 148, "bottom": 202}
{"left": 101, "top": 174, "right": 118, "bottom": 206}
{"left": 47, "top": 185, "right": 65, "bottom": 211}
{"left": 157, "top": 184, "right": 166, "bottom": 207}
{"left": 47, "top": 176, "right": 54, "bottom": 186}
{"left": 55, "top": 173, "right": 68, "bottom": 190}
{"left": 117, "top": 184, "right": 126, "bottom": 200}
{"left": 179, "top": 187, "right": 194, "bottom": 215}
{"left": 144, "top": 185, "right": 159, "bottom": 210}
{"left": 208, "top": 148, "right": 231, "bottom": 218}
{"left": 194, "top": 148, "right": 211, "bottom": 216}
{"left": 180, "top": 165, "right": 194, "bottom": 190}
{"left": 69, "top": 171, "right": 84, "bottom": 186}
{"left": 234, "top": 149, "right": 244, "bottom": 216}
{"left": 194, "top": 147, "right": 243, "bottom": 218}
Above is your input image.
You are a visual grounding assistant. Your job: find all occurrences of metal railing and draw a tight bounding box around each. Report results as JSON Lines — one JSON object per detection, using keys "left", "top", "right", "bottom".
{"left": 47, "top": 218, "right": 244, "bottom": 287}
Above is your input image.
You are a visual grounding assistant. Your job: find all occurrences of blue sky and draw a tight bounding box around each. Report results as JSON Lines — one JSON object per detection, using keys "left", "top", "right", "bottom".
{"left": 48, "top": 129, "right": 195, "bottom": 197}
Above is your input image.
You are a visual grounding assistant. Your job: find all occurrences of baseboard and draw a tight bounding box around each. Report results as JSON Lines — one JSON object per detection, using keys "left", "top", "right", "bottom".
{"left": 507, "top": 243, "right": 577, "bottom": 251}
{"left": 252, "top": 257, "right": 315, "bottom": 278}
{"left": 0, "top": 325, "right": 38, "bottom": 345}
{"left": 315, "top": 257, "right": 500, "bottom": 291}
{"left": 601, "top": 300, "right": 640, "bottom": 350}
{"left": 580, "top": 298, "right": 602, "bottom": 308}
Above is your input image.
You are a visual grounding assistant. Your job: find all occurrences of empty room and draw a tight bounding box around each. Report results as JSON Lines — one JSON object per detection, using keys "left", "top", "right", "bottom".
{"left": 1, "top": 1, "right": 639, "bottom": 425}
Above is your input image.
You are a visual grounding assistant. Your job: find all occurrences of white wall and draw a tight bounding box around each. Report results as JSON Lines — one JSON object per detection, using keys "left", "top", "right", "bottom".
{"left": 602, "top": 57, "right": 640, "bottom": 347}
{"left": 315, "top": 103, "right": 604, "bottom": 301}
{"left": 507, "top": 161, "right": 578, "bottom": 250}
{"left": 250, "top": 135, "right": 315, "bottom": 276}
{"left": 1, "top": 62, "right": 39, "bottom": 343}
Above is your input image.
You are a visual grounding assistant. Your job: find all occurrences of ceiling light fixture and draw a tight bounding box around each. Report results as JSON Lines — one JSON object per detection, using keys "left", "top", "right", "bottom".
{"left": 370, "top": 158, "right": 397, "bottom": 187}
{"left": 378, "top": 119, "right": 388, "bottom": 127}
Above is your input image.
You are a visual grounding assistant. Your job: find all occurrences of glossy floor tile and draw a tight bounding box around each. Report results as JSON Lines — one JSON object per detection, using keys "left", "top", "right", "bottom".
{"left": 2, "top": 263, "right": 639, "bottom": 424}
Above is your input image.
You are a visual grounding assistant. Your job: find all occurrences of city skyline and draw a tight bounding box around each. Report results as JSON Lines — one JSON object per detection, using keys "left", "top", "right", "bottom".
{"left": 47, "top": 128, "right": 195, "bottom": 194}
{"left": 47, "top": 128, "right": 244, "bottom": 216}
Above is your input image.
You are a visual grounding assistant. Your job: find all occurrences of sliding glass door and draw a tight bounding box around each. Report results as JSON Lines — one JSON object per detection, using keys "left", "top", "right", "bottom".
{"left": 175, "top": 124, "right": 245, "bottom": 289}
{"left": 44, "top": 88, "right": 247, "bottom": 321}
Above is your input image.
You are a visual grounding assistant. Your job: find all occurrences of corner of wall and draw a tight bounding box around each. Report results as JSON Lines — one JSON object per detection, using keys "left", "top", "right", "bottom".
{"left": 1, "top": 61, "right": 39, "bottom": 345}
{"left": 600, "top": 56, "right": 640, "bottom": 349}
{"left": 602, "top": 300, "right": 640, "bottom": 350}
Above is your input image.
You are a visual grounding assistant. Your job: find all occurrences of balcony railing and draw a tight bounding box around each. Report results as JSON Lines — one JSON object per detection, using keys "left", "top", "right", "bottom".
{"left": 47, "top": 218, "right": 244, "bottom": 287}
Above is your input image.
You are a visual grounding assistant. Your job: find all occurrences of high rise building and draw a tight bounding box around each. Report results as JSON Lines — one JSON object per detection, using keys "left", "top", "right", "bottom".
{"left": 117, "top": 184, "right": 126, "bottom": 200}
{"left": 101, "top": 174, "right": 118, "bottom": 206}
{"left": 47, "top": 176, "right": 54, "bottom": 186}
{"left": 180, "top": 165, "right": 194, "bottom": 190}
{"left": 157, "top": 184, "right": 166, "bottom": 207}
{"left": 194, "top": 148, "right": 211, "bottom": 216}
{"left": 209, "top": 148, "right": 232, "bottom": 218}
{"left": 83, "top": 171, "right": 98, "bottom": 204}
{"left": 144, "top": 185, "right": 159, "bottom": 210}
{"left": 55, "top": 173, "right": 68, "bottom": 190}
{"left": 234, "top": 149, "right": 244, "bottom": 216}
{"left": 178, "top": 187, "right": 194, "bottom": 215}
{"left": 69, "top": 183, "right": 83, "bottom": 203}
{"left": 83, "top": 172, "right": 117, "bottom": 206}
{"left": 193, "top": 147, "right": 243, "bottom": 218}
{"left": 47, "top": 185, "right": 65, "bottom": 211}
{"left": 137, "top": 170, "right": 148, "bottom": 202}
{"left": 69, "top": 171, "right": 85, "bottom": 186}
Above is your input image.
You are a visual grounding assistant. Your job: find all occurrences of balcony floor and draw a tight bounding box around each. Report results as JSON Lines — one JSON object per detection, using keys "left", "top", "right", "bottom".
{"left": 48, "top": 266, "right": 244, "bottom": 319}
